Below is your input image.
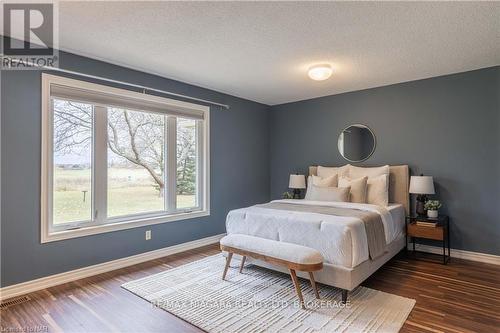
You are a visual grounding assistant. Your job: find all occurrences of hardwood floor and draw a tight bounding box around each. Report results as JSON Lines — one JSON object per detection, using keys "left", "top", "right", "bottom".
{"left": 1, "top": 245, "right": 499, "bottom": 332}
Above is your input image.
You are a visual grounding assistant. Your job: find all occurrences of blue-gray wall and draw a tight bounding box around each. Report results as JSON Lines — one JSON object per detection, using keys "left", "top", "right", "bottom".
{"left": 1, "top": 51, "right": 270, "bottom": 287}
{"left": 270, "top": 66, "right": 500, "bottom": 255}
{"left": 2, "top": 48, "right": 498, "bottom": 288}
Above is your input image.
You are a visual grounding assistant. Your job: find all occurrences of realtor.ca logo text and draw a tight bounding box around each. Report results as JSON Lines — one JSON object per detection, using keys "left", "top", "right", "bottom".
{"left": 1, "top": 2, "right": 59, "bottom": 70}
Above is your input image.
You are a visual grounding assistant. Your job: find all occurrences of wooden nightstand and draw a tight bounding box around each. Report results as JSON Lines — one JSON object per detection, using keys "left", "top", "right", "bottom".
{"left": 406, "top": 215, "right": 450, "bottom": 264}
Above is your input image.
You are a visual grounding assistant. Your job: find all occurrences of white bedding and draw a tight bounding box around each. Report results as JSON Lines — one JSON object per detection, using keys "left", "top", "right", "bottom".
{"left": 225, "top": 199, "right": 405, "bottom": 269}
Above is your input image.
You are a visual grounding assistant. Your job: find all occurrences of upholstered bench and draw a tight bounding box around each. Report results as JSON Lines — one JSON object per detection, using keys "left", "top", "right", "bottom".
{"left": 219, "top": 234, "right": 323, "bottom": 308}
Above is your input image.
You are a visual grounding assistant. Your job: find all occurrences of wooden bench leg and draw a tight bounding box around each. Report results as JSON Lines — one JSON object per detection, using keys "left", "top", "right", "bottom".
{"left": 289, "top": 269, "right": 305, "bottom": 309}
{"left": 308, "top": 272, "right": 320, "bottom": 299}
{"left": 239, "top": 256, "right": 246, "bottom": 273}
{"left": 222, "top": 252, "right": 233, "bottom": 280}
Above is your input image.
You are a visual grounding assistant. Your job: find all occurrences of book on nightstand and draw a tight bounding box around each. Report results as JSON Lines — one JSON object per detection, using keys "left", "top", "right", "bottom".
{"left": 416, "top": 220, "right": 438, "bottom": 227}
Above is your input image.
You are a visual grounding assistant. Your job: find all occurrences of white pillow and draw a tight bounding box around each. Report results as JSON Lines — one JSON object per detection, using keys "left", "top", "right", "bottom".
{"left": 305, "top": 185, "right": 350, "bottom": 202}
{"left": 311, "top": 174, "right": 338, "bottom": 187}
{"left": 366, "top": 174, "right": 389, "bottom": 206}
{"left": 338, "top": 176, "right": 368, "bottom": 203}
{"left": 349, "top": 165, "right": 389, "bottom": 179}
{"left": 317, "top": 165, "right": 350, "bottom": 178}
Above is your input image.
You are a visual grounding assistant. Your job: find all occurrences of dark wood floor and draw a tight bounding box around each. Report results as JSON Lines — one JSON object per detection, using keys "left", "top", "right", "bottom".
{"left": 1, "top": 244, "right": 499, "bottom": 333}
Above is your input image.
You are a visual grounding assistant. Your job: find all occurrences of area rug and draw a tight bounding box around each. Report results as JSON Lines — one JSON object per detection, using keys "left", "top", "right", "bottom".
{"left": 122, "top": 254, "right": 415, "bottom": 333}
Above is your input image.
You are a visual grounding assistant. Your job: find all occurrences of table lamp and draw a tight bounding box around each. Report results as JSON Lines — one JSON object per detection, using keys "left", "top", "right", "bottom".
{"left": 409, "top": 174, "right": 435, "bottom": 216}
{"left": 289, "top": 174, "right": 306, "bottom": 199}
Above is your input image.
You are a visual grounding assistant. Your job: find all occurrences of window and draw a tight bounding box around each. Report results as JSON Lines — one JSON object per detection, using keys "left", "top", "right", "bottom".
{"left": 41, "top": 74, "right": 210, "bottom": 243}
{"left": 53, "top": 100, "right": 93, "bottom": 224}
{"left": 107, "top": 108, "right": 166, "bottom": 217}
{"left": 177, "top": 118, "right": 198, "bottom": 209}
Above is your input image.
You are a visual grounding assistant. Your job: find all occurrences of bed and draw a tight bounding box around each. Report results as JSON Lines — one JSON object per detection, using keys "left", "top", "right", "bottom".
{"left": 225, "top": 165, "right": 409, "bottom": 292}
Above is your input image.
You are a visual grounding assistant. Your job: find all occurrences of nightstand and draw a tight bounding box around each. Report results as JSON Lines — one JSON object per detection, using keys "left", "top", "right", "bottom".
{"left": 405, "top": 215, "right": 450, "bottom": 264}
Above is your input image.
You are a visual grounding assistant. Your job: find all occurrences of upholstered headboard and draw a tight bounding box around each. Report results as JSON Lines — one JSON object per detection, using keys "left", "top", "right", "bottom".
{"left": 309, "top": 165, "right": 410, "bottom": 215}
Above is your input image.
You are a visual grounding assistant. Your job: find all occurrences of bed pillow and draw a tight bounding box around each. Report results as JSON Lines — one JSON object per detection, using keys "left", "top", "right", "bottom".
{"left": 305, "top": 175, "right": 339, "bottom": 200}
{"left": 317, "top": 165, "right": 350, "bottom": 178}
{"left": 311, "top": 174, "right": 338, "bottom": 187}
{"left": 304, "top": 185, "right": 350, "bottom": 202}
{"left": 338, "top": 176, "right": 368, "bottom": 203}
{"left": 349, "top": 165, "right": 389, "bottom": 179}
{"left": 366, "top": 174, "right": 389, "bottom": 206}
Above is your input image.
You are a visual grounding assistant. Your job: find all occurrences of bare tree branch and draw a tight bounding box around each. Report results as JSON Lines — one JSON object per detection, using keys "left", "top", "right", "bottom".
{"left": 53, "top": 103, "right": 196, "bottom": 194}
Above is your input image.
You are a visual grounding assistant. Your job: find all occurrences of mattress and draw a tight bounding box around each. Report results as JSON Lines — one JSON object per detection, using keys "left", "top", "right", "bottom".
{"left": 225, "top": 199, "right": 405, "bottom": 269}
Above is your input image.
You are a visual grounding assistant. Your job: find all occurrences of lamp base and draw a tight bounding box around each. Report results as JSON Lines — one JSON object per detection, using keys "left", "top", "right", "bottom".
{"left": 416, "top": 194, "right": 427, "bottom": 216}
{"left": 293, "top": 189, "right": 301, "bottom": 199}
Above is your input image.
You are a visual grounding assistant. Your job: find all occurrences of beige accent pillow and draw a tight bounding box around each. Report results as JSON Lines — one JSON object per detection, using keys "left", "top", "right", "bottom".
{"left": 338, "top": 176, "right": 368, "bottom": 203}
{"left": 349, "top": 165, "right": 389, "bottom": 180}
{"left": 366, "top": 174, "right": 389, "bottom": 206}
{"left": 317, "top": 165, "right": 350, "bottom": 178}
{"left": 312, "top": 174, "right": 338, "bottom": 187}
{"left": 305, "top": 185, "right": 350, "bottom": 202}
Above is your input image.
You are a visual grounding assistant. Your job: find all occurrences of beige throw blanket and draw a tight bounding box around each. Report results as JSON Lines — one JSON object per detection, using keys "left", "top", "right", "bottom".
{"left": 257, "top": 202, "right": 387, "bottom": 260}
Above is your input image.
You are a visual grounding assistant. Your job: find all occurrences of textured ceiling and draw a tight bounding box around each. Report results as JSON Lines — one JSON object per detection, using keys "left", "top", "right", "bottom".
{"left": 35, "top": 2, "right": 500, "bottom": 104}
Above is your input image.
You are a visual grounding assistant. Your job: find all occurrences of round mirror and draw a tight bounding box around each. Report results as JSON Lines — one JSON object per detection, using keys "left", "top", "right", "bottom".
{"left": 337, "top": 124, "right": 376, "bottom": 162}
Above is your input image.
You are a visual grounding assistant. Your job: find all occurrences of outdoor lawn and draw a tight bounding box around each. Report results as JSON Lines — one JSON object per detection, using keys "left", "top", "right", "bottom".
{"left": 53, "top": 167, "right": 195, "bottom": 224}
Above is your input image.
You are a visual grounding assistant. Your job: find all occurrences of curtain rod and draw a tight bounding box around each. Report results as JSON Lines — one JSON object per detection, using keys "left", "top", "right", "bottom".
{"left": 4, "top": 57, "right": 231, "bottom": 110}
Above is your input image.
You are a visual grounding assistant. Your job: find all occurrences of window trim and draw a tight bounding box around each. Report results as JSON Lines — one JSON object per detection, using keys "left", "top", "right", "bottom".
{"left": 41, "top": 73, "right": 210, "bottom": 243}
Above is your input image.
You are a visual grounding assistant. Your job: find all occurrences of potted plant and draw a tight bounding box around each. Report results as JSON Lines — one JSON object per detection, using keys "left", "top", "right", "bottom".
{"left": 282, "top": 191, "right": 294, "bottom": 199}
{"left": 424, "top": 200, "right": 442, "bottom": 218}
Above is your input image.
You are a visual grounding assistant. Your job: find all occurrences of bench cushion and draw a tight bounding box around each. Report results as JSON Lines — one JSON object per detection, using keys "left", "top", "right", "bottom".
{"left": 220, "top": 234, "right": 323, "bottom": 265}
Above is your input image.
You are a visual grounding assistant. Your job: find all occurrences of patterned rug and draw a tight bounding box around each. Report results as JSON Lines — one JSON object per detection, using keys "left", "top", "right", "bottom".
{"left": 122, "top": 254, "right": 415, "bottom": 333}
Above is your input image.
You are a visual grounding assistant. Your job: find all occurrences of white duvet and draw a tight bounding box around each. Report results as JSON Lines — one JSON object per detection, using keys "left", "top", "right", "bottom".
{"left": 225, "top": 199, "right": 405, "bottom": 269}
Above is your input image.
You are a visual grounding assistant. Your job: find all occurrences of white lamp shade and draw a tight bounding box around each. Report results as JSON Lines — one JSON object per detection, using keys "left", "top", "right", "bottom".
{"left": 409, "top": 176, "right": 435, "bottom": 194}
{"left": 289, "top": 174, "right": 306, "bottom": 189}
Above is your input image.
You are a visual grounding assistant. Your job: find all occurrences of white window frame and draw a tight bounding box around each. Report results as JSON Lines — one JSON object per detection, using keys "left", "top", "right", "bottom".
{"left": 41, "top": 74, "right": 210, "bottom": 243}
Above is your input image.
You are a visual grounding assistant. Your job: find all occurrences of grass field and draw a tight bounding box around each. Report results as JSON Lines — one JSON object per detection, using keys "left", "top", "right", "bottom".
{"left": 54, "top": 167, "right": 195, "bottom": 224}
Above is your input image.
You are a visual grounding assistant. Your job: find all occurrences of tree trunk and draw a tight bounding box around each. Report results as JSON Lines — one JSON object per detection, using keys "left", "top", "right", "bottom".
{"left": 158, "top": 182, "right": 165, "bottom": 198}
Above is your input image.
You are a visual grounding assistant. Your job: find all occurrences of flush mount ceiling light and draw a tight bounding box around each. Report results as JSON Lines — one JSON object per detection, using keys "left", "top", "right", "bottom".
{"left": 308, "top": 64, "right": 333, "bottom": 81}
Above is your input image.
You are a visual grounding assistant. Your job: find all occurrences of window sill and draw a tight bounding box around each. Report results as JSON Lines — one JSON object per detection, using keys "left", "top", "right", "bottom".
{"left": 41, "top": 210, "right": 210, "bottom": 243}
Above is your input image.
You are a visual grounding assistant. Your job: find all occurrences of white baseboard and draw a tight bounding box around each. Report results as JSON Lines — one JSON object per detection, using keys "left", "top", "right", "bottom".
{"left": 410, "top": 243, "right": 500, "bottom": 265}
{"left": 0, "top": 233, "right": 225, "bottom": 301}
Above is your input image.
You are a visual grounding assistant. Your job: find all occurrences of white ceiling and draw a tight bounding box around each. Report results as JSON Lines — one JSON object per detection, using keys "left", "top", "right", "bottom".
{"left": 44, "top": 2, "right": 500, "bottom": 104}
